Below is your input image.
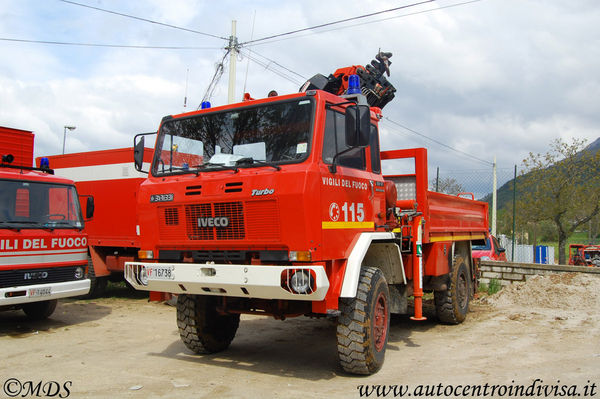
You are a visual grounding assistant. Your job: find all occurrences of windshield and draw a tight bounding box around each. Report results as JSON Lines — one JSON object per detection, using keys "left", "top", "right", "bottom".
{"left": 472, "top": 238, "right": 491, "bottom": 251}
{"left": 153, "top": 98, "right": 314, "bottom": 175}
{"left": 0, "top": 180, "right": 83, "bottom": 229}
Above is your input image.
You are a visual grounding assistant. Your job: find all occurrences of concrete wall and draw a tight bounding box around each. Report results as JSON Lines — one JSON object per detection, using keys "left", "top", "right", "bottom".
{"left": 479, "top": 260, "right": 600, "bottom": 286}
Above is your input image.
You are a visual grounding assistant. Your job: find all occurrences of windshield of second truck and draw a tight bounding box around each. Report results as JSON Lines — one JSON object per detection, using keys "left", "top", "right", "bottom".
{"left": 0, "top": 180, "right": 83, "bottom": 229}
{"left": 153, "top": 98, "right": 314, "bottom": 175}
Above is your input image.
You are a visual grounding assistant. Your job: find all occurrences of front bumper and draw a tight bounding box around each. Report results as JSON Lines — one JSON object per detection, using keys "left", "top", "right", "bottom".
{"left": 0, "top": 279, "right": 91, "bottom": 307}
{"left": 125, "top": 262, "right": 330, "bottom": 301}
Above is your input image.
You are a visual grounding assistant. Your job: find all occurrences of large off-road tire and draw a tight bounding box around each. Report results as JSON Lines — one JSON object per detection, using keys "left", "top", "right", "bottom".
{"left": 176, "top": 294, "right": 240, "bottom": 354}
{"left": 435, "top": 256, "right": 470, "bottom": 324}
{"left": 85, "top": 257, "right": 107, "bottom": 299}
{"left": 337, "top": 267, "right": 390, "bottom": 375}
{"left": 22, "top": 299, "right": 58, "bottom": 320}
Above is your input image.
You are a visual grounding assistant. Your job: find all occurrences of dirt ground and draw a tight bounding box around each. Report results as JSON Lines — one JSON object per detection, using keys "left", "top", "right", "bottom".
{"left": 1, "top": 273, "right": 599, "bottom": 398}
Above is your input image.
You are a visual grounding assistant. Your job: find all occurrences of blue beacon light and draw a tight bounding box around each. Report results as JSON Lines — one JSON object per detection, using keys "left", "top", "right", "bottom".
{"left": 40, "top": 157, "right": 50, "bottom": 169}
{"left": 201, "top": 101, "right": 211, "bottom": 109}
{"left": 347, "top": 74, "right": 361, "bottom": 94}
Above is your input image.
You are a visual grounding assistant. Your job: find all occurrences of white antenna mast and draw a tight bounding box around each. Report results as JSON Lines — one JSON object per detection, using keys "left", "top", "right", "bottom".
{"left": 242, "top": 11, "right": 257, "bottom": 97}
{"left": 183, "top": 68, "right": 189, "bottom": 109}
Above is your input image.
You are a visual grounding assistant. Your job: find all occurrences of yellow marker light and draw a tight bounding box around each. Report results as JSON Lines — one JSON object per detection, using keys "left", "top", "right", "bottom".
{"left": 138, "top": 250, "right": 154, "bottom": 260}
{"left": 289, "top": 250, "right": 312, "bottom": 262}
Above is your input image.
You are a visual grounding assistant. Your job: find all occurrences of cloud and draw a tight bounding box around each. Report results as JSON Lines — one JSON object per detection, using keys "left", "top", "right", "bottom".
{"left": 0, "top": 0, "right": 598, "bottom": 182}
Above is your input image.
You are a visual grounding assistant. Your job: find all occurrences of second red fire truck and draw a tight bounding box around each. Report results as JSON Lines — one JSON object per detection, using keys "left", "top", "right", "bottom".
{"left": 1, "top": 127, "right": 91, "bottom": 319}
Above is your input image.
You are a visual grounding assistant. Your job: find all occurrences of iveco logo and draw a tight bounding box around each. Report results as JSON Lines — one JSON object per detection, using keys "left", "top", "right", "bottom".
{"left": 198, "top": 217, "right": 229, "bottom": 228}
{"left": 252, "top": 188, "right": 274, "bottom": 196}
{"left": 24, "top": 271, "right": 49, "bottom": 280}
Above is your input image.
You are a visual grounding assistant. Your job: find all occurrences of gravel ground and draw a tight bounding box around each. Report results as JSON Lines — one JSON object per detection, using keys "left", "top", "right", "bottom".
{"left": 1, "top": 274, "right": 599, "bottom": 398}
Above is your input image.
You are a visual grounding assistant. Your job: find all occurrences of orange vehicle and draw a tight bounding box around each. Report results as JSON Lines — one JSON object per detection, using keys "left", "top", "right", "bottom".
{"left": 1, "top": 127, "right": 91, "bottom": 319}
{"left": 569, "top": 244, "right": 600, "bottom": 267}
{"left": 123, "top": 54, "right": 488, "bottom": 374}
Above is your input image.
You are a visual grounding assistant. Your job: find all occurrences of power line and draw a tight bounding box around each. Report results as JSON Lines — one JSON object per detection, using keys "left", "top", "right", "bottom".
{"left": 383, "top": 117, "right": 493, "bottom": 166}
{"left": 247, "top": 50, "right": 308, "bottom": 80}
{"left": 239, "top": 49, "right": 304, "bottom": 86}
{"left": 239, "top": 0, "right": 435, "bottom": 46}
{"left": 0, "top": 37, "right": 222, "bottom": 50}
{"left": 199, "top": 50, "right": 230, "bottom": 107}
{"left": 243, "top": 0, "right": 482, "bottom": 48}
{"left": 59, "top": 0, "right": 228, "bottom": 41}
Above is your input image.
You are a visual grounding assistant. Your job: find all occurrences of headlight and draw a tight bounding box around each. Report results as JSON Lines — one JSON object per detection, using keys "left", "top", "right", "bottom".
{"left": 289, "top": 270, "right": 313, "bottom": 294}
{"left": 139, "top": 266, "right": 149, "bottom": 286}
{"left": 74, "top": 267, "right": 84, "bottom": 279}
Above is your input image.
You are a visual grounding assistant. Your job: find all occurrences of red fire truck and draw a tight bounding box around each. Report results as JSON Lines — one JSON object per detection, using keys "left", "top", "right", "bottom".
{"left": 1, "top": 127, "right": 91, "bottom": 319}
{"left": 37, "top": 147, "right": 154, "bottom": 296}
{"left": 123, "top": 55, "right": 488, "bottom": 374}
{"left": 569, "top": 244, "right": 600, "bottom": 267}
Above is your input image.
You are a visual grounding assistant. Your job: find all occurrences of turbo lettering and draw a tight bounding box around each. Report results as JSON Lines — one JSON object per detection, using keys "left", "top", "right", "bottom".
{"left": 251, "top": 188, "right": 275, "bottom": 196}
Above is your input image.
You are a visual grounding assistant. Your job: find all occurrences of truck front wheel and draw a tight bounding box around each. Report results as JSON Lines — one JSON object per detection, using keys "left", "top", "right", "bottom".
{"left": 176, "top": 294, "right": 240, "bottom": 354}
{"left": 22, "top": 299, "right": 58, "bottom": 320}
{"left": 336, "top": 267, "right": 390, "bottom": 375}
{"left": 434, "top": 256, "right": 470, "bottom": 324}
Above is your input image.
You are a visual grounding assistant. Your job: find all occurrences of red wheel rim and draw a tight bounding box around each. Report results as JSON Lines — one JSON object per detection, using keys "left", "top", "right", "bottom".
{"left": 373, "top": 292, "right": 388, "bottom": 352}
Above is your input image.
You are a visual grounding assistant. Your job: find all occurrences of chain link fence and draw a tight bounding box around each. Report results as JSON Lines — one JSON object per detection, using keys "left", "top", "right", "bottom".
{"left": 430, "top": 165, "right": 599, "bottom": 264}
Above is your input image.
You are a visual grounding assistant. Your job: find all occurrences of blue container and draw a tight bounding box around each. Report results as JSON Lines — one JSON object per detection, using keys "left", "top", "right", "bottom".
{"left": 535, "top": 245, "right": 548, "bottom": 264}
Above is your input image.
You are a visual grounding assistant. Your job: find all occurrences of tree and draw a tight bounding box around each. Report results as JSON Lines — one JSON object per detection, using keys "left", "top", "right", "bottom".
{"left": 517, "top": 138, "right": 600, "bottom": 264}
{"left": 430, "top": 176, "right": 465, "bottom": 195}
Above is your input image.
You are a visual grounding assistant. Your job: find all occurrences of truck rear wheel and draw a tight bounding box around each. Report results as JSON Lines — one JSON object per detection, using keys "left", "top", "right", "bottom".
{"left": 176, "top": 294, "right": 240, "bottom": 354}
{"left": 22, "top": 299, "right": 58, "bottom": 320}
{"left": 336, "top": 267, "right": 390, "bottom": 375}
{"left": 85, "top": 257, "right": 107, "bottom": 298}
{"left": 435, "top": 256, "right": 470, "bottom": 324}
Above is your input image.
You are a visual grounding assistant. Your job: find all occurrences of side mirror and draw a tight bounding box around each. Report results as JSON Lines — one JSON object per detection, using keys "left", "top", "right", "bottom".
{"left": 86, "top": 196, "right": 95, "bottom": 219}
{"left": 498, "top": 247, "right": 506, "bottom": 253}
{"left": 345, "top": 105, "right": 371, "bottom": 148}
{"left": 134, "top": 135, "right": 145, "bottom": 172}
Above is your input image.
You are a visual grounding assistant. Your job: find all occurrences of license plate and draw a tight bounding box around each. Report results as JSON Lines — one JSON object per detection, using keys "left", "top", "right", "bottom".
{"left": 29, "top": 287, "right": 52, "bottom": 297}
{"left": 147, "top": 266, "right": 175, "bottom": 280}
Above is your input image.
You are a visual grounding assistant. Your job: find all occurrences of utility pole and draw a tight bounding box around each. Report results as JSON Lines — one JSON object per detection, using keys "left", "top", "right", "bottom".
{"left": 491, "top": 156, "right": 497, "bottom": 236}
{"left": 227, "top": 20, "right": 238, "bottom": 104}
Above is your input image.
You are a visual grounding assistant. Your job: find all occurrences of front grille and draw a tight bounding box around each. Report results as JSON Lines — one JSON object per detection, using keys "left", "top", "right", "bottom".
{"left": 214, "top": 202, "right": 244, "bottom": 239}
{"left": 159, "top": 200, "right": 280, "bottom": 242}
{"left": 164, "top": 208, "right": 179, "bottom": 225}
{"left": 0, "top": 266, "right": 79, "bottom": 289}
{"left": 185, "top": 203, "right": 213, "bottom": 240}
{"left": 185, "top": 202, "right": 244, "bottom": 240}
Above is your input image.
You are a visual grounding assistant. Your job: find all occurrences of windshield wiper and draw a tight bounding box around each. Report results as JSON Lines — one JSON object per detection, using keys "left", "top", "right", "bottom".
{"left": 0, "top": 220, "right": 51, "bottom": 231}
{"left": 193, "top": 162, "right": 239, "bottom": 173}
{"left": 235, "top": 157, "right": 281, "bottom": 171}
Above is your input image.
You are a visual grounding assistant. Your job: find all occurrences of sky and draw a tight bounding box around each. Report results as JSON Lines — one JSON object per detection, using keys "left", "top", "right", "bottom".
{"left": 1, "top": 0, "right": 599, "bottom": 194}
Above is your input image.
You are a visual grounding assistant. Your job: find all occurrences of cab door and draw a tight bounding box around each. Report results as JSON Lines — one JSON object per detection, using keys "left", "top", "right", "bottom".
{"left": 319, "top": 107, "right": 385, "bottom": 260}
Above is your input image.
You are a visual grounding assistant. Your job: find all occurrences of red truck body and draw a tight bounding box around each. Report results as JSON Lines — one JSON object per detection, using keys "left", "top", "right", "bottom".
{"left": 37, "top": 147, "right": 153, "bottom": 295}
{"left": 569, "top": 244, "right": 600, "bottom": 267}
{"left": 1, "top": 127, "right": 90, "bottom": 319}
{"left": 122, "top": 87, "right": 489, "bottom": 374}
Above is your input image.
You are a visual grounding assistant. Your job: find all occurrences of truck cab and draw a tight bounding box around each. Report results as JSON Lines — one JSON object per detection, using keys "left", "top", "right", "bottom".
{"left": 1, "top": 127, "right": 91, "bottom": 319}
